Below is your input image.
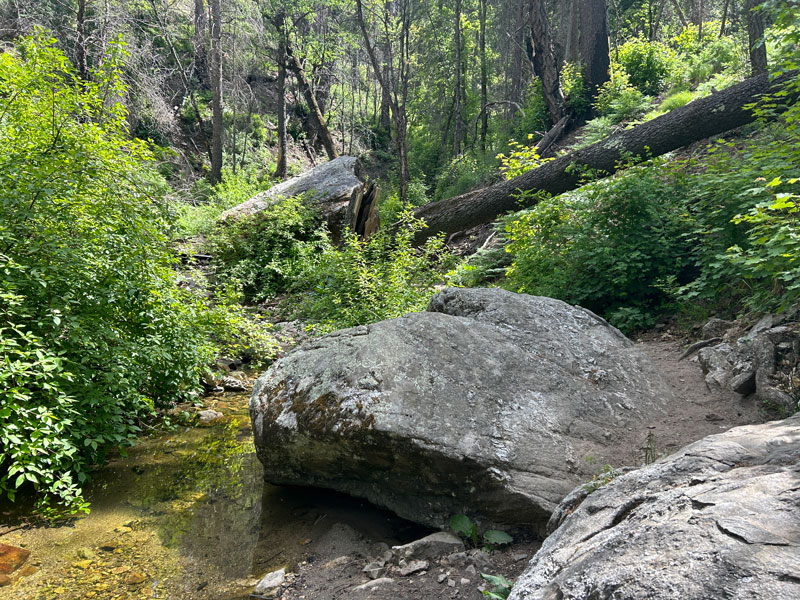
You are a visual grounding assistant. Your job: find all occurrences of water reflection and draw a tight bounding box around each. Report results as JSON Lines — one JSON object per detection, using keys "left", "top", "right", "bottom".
{"left": 0, "top": 393, "right": 427, "bottom": 600}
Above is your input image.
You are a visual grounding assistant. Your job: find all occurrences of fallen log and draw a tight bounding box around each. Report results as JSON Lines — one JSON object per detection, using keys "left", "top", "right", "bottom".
{"left": 413, "top": 71, "right": 798, "bottom": 244}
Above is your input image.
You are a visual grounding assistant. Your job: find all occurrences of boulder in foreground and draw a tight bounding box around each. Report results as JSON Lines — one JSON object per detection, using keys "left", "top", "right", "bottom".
{"left": 509, "top": 415, "right": 800, "bottom": 600}
{"left": 250, "top": 288, "right": 674, "bottom": 531}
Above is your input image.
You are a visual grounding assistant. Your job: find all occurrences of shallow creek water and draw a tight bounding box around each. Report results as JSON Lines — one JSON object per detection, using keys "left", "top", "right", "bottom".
{"left": 0, "top": 393, "right": 423, "bottom": 600}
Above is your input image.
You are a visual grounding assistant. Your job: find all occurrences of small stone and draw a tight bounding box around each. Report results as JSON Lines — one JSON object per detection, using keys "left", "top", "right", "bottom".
{"left": 123, "top": 572, "right": 147, "bottom": 585}
{"left": 352, "top": 577, "right": 394, "bottom": 591}
{"left": 460, "top": 578, "right": 471, "bottom": 585}
{"left": 437, "top": 573, "right": 448, "bottom": 584}
{"left": 0, "top": 574, "right": 11, "bottom": 586}
{"left": 512, "top": 553, "right": 528, "bottom": 562}
{"left": 705, "top": 413, "right": 724, "bottom": 422}
{"left": 398, "top": 559, "right": 428, "bottom": 576}
{"left": 18, "top": 565, "right": 38, "bottom": 577}
{"left": 114, "top": 526, "right": 132, "bottom": 534}
{"left": 444, "top": 552, "right": 468, "bottom": 566}
{"left": 197, "top": 409, "right": 224, "bottom": 424}
{"left": 112, "top": 566, "right": 131, "bottom": 575}
{"left": 465, "top": 564, "right": 477, "bottom": 576}
{"left": 323, "top": 556, "right": 350, "bottom": 569}
{"left": 0, "top": 543, "right": 31, "bottom": 574}
{"left": 73, "top": 559, "right": 93, "bottom": 570}
{"left": 77, "top": 547, "right": 96, "bottom": 560}
{"left": 362, "top": 561, "right": 387, "bottom": 579}
{"left": 448, "top": 578, "right": 456, "bottom": 587}
{"left": 468, "top": 550, "right": 494, "bottom": 571}
{"left": 254, "top": 567, "right": 286, "bottom": 596}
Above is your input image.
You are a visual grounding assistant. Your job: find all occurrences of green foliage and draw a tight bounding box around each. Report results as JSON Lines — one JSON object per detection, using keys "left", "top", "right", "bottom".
{"left": 658, "top": 90, "right": 697, "bottom": 112}
{"left": 449, "top": 514, "right": 513, "bottom": 551}
{"left": 561, "top": 62, "right": 590, "bottom": 116}
{"left": 176, "top": 170, "right": 267, "bottom": 238}
{"left": 0, "top": 35, "right": 215, "bottom": 515}
{"left": 294, "top": 212, "right": 452, "bottom": 333}
{"left": 594, "top": 70, "right": 653, "bottom": 124}
{"left": 583, "top": 464, "right": 619, "bottom": 494}
{"left": 434, "top": 156, "right": 494, "bottom": 202}
{"left": 380, "top": 180, "right": 431, "bottom": 225}
{"left": 496, "top": 138, "right": 552, "bottom": 180}
{"left": 504, "top": 160, "right": 692, "bottom": 332}
{"left": 481, "top": 573, "right": 513, "bottom": 599}
{"left": 573, "top": 116, "right": 619, "bottom": 149}
{"left": 616, "top": 38, "right": 675, "bottom": 95}
{"left": 208, "top": 196, "right": 325, "bottom": 302}
{"left": 450, "top": 513, "right": 479, "bottom": 547}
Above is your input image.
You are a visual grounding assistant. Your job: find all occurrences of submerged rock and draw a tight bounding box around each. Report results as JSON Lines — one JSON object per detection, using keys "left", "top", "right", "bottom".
{"left": 250, "top": 288, "right": 678, "bottom": 531}
{"left": 508, "top": 415, "right": 800, "bottom": 600}
{"left": 0, "top": 543, "right": 30, "bottom": 575}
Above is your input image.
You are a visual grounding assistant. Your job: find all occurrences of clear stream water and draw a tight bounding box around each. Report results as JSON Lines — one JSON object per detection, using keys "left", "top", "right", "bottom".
{"left": 0, "top": 393, "right": 422, "bottom": 600}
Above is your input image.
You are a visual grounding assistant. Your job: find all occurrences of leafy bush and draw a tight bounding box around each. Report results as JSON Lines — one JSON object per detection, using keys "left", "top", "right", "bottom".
{"left": 504, "top": 160, "right": 692, "bottom": 331}
{"left": 434, "top": 155, "right": 493, "bottom": 202}
{"left": 594, "top": 70, "right": 652, "bottom": 124}
{"left": 208, "top": 195, "right": 325, "bottom": 302}
{"left": 561, "top": 62, "right": 590, "bottom": 116}
{"left": 176, "top": 171, "right": 266, "bottom": 238}
{"left": 617, "top": 38, "right": 675, "bottom": 95}
{"left": 380, "top": 179, "right": 431, "bottom": 225}
{"left": 573, "top": 116, "right": 620, "bottom": 149}
{"left": 495, "top": 137, "right": 552, "bottom": 179}
{"left": 658, "top": 90, "right": 697, "bottom": 112}
{"left": 0, "top": 35, "right": 215, "bottom": 515}
{"left": 293, "top": 212, "right": 452, "bottom": 332}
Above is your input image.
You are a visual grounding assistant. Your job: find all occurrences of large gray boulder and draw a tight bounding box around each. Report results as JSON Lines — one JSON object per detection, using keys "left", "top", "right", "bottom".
{"left": 219, "top": 156, "right": 378, "bottom": 241}
{"left": 249, "top": 288, "right": 674, "bottom": 531}
{"left": 509, "top": 415, "right": 800, "bottom": 600}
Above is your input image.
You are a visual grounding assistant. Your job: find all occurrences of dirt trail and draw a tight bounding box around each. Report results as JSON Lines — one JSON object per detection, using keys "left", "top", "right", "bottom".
{"left": 636, "top": 335, "right": 765, "bottom": 460}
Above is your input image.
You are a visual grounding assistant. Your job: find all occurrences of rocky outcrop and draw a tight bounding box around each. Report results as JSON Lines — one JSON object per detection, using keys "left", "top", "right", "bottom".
{"left": 218, "top": 156, "right": 378, "bottom": 242}
{"left": 250, "top": 288, "right": 678, "bottom": 532}
{"left": 695, "top": 313, "right": 800, "bottom": 412}
{"left": 508, "top": 415, "right": 800, "bottom": 600}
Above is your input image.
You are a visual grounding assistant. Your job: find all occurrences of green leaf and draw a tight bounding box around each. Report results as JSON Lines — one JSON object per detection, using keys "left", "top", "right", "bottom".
{"left": 449, "top": 514, "right": 474, "bottom": 538}
{"left": 483, "top": 530, "right": 513, "bottom": 546}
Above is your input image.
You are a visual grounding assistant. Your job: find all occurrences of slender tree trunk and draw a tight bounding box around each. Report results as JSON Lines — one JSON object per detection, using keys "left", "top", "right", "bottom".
{"left": 76, "top": 0, "right": 89, "bottom": 81}
{"left": 209, "top": 0, "right": 223, "bottom": 183}
{"left": 697, "top": 0, "right": 704, "bottom": 41}
{"left": 412, "top": 71, "right": 798, "bottom": 243}
{"left": 479, "top": 0, "right": 488, "bottom": 154}
{"left": 274, "top": 14, "right": 288, "bottom": 179}
{"left": 530, "top": 0, "right": 564, "bottom": 125}
{"left": 194, "top": 0, "right": 207, "bottom": 86}
{"left": 719, "top": 0, "right": 731, "bottom": 37}
{"left": 453, "top": 0, "right": 464, "bottom": 155}
{"left": 745, "top": 0, "right": 767, "bottom": 75}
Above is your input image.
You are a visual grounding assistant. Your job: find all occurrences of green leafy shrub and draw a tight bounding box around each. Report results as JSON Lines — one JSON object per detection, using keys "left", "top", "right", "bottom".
{"left": 176, "top": 171, "right": 266, "bottom": 238}
{"left": 294, "top": 212, "right": 452, "bottom": 332}
{"left": 481, "top": 574, "right": 513, "bottom": 599}
{"left": 208, "top": 195, "right": 325, "bottom": 302}
{"left": 380, "top": 179, "right": 431, "bottom": 225}
{"left": 594, "top": 70, "right": 652, "bottom": 124}
{"left": 617, "top": 38, "right": 675, "bottom": 95}
{"left": 658, "top": 90, "right": 697, "bottom": 112}
{"left": 0, "top": 35, "right": 215, "bottom": 515}
{"left": 504, "top": 160, "right": 692, "bottom": 331}
{"left": 561, "top": 62, "right": 590, "bottom": 116}
{"left": 434, "top": 156, "right": 494, "bottom": 202}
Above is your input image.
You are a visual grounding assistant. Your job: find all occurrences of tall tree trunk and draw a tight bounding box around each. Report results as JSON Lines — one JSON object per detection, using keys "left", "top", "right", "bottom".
{"left": 579, "top": 0, "right": 611, "bottom": 105}
{"left": 209, "top": 0, "right": 223, "bottom": 184}
{"left": 719, "top": 0, "right": 731, "bottom": 37}
{"left": 76, "top": 0, "right": 89, "bottom": 81}
{"left": 479, "top": 0, "right": 488, "bottom": 154}
{"left": 745, "top": 0, "right": 767, "bottom": 76}
{"left": 530, "top": 0, "right": 564, "bottom": 125}
{"left": 411, "top": 71, "right": 798, "bottom": 243}
{"left": 274, "top": 16, "right": 288, "bottom": 179}
{"left": 453, "top": 0, "right": 464, "bottom": 155}
{"left": 274, "top": 20, "right": 338, "bottom": 162}
{"left": 193, "top": 0, "right": 207, "bottom": 86}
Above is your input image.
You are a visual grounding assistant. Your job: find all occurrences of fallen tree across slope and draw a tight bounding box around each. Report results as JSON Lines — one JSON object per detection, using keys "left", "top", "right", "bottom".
{"left": 413, "top": 71, "right": 798, "bottom": 244}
